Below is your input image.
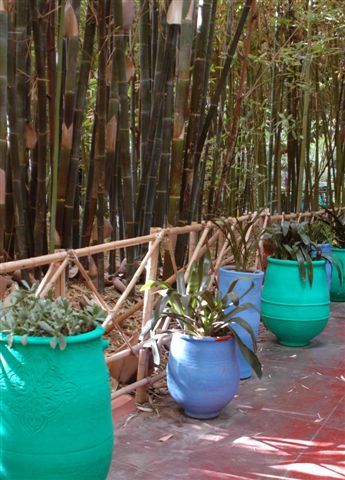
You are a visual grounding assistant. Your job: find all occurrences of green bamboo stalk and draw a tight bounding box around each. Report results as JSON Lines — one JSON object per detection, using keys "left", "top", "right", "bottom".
{"left": 113, "top": 0, "right": 135, "bottom": 275}
{"left": 31, "top": 0, "right": 48, "bottom": 257}
{"left": 155, "top": 31, "right": 177, "bottom": 228}
{"left": 63, "top": 0, "right": 97, "bottom": 248}
{"left": 50, "top": 0, "right": 65, "bottom": 252}
{"left": 188, "top": 0, "right": 253, "bottom": 222}
{"left": 95, "top": 0, "right": 107, "bottom": 292}
{"left": 312, "top": 66, "right": 320, "bottom": 211}
{"left": 138, "top": 0, "right": 151, "bottom": 177}
{"left": 0, "top": 0, "right": 7, "bottom": 261}
{"left": 296, "top": 0, "right": 312, "bottom": 212}
{"left": 213, "top": 0, "right": 257, "bottom": 213}
{"left": 56, "top": 0, "right": 81, "bottom": 238}
{"left": 167, "top": 0, "right": 195, "bottom": 227}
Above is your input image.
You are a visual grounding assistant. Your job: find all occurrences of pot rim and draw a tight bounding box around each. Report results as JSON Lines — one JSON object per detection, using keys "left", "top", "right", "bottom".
{"left": 218, "top": 266, "right": 263, "bottom": 276}
{"left": 0, "top": 325, "right": 104, "bottom": 346}
{"left": 172, "top": 331, "right": 234, "bottom": 343}
{"left": 331, "top": 247, "right": 345, "bottom": 253}
{"left": 267, "top": 257, "right": 326, "bottom": 266}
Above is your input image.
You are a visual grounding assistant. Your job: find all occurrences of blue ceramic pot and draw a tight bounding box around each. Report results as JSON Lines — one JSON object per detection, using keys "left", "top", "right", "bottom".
{"left": 218, "top": 268, "right": 264, "bottom": 379}
{"left": 167, "top": 333, "right": 240, "bottom": 419}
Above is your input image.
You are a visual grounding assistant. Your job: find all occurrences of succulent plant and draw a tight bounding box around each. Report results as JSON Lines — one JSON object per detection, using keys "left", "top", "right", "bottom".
{"left": 0, "top": 283, "right": 106, "bottom": 350}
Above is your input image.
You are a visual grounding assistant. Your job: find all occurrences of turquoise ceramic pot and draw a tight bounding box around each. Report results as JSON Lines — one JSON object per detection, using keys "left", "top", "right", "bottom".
{"left": 261, "top": 258, "right": 330, "bottom": 346}
{"left": 330, "top": 248, "right": 345, "bottom": 302}
{"left": 0, "top": 327, "right": 113, "bottom": 480}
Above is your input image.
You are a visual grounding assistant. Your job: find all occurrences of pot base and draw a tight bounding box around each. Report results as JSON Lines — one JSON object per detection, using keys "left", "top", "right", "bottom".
{"left": 184, "top": 409, "right": 221, "bottom": 420}
{"left": 278, "top": 340, "right": 309, "bottom": 347}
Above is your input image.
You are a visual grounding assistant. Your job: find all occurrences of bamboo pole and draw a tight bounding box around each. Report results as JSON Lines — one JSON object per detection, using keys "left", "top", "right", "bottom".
{"left": 39, "top": 257, "right": 69, "bottom": 298}
{"left": 188, "top": 222, "right": 198, "bottom": 263}
{"left": 136, "top": 228, "right": 161, "bottom": 403}
{"left": 184, "top": 223, "right": 211, "bottom": 280}
{"left": 112, "top": 371, "right": 166, "bottom": 400}
{"left": 103, "top": 234, "right": 162, "bottom": 330}
{"left": 0, "top": 209, "right": 335, "bottom": 275}
{"left": 35, "top": 262, "right": 59, "bottom": 297}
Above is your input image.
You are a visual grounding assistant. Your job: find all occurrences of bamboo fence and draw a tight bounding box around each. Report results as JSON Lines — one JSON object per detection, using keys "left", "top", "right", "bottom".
{"left": 0, "top": 209, "right": 336, "bottom": 403}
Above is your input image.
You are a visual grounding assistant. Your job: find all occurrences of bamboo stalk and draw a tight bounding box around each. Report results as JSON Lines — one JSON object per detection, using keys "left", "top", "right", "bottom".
{"left": 188, "top": 222, "right": 197, "bottom": 263}
{"left": 0, "top": 0, "right": 7, "bottom": 261}
{"left": 111, "top": 371, "right": 166, "bottom": 399}
{"left": 50, "top": 0, "right": 66, "bottom": 252}
{"left": 107, "top": 334, "right": 170, "bottom": 365}
{"left": 35, "top": 262, "right": 58, "bottom": 297}
{"left": 103, "top": 234, "right": 162, "bottom": 330}
{"left": 184, "top": 223, "right": 210, "bottom": 281}
{"left": 0, "top": 210, "right": 331, "bottom": 274}
{"left": 39, "top": 257, "right": 69, "bottom": 298}
{"left": 136, "top": 228, "right": 161, "bottom": 403}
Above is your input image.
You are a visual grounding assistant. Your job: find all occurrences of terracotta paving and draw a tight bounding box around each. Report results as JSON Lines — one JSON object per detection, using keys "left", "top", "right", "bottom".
{"left": 108, "top": 303, "right": 345, "bottom": 480}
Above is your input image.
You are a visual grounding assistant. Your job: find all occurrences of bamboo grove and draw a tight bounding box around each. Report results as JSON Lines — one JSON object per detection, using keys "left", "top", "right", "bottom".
{"left": 0, "top": 0, "right": 344, "bottom": 268}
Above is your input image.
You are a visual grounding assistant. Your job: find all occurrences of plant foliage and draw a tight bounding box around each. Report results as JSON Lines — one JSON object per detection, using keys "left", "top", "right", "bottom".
{"left": 0, "top": 283, "right": 106, "bottom": 350}
{"left": 212, "top": 212, "right": 263, "bottom": 272}
{"left": 264, "top": 221, "right": 322, "bottom": 285}
{"left": 318, "top": 208, "right": 345, "bottom": 248}
{"left": 307, "top": 220, "right": 333, "bottom": 245}
{"left": 140, "top": 254, "right": 262, "bottom": 378}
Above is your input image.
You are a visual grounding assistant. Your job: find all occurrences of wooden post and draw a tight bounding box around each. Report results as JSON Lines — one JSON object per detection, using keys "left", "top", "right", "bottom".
{"left": 188, "top": 222, "right": 197, "bottom": 263}
{"left": 135, "top": 228, "right": 161, "bottom": 404}
{"left": 54, "top": 250, "right": 66, "bottom": 297}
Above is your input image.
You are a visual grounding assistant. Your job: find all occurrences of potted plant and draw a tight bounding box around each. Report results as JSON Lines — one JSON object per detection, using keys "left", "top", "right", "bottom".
{"left": 213, "top": 213, "right": 264, "bottom": 379}
{"left": 307, "top": 219, "right": 333, "bottom": 289}
{"left": 0, "top": 284, "right": 113, "bottom": 480}
{"left": 261, "top": 221, "right": 330, "bottom": 347}
{"left": 318, "top": 208, "right": 345, "bottom": 302}
{"left": 141, "top": 254, "right": 262, "bottom": 420}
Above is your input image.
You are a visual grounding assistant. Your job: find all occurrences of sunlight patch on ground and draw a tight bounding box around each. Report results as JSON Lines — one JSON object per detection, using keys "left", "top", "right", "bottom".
{"left": 271, "top": 462, "right": 345, "bottom": 478}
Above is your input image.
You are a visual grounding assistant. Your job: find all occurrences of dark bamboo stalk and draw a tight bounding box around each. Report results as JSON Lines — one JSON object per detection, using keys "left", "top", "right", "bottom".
{"left": 7, "top": 0, "right": 29, "bottom": 260}
{"left": 50, "top": 0, "right": 65, "bottom": 252}
{"left": 167, "top": 0, "right": 195, "bottom": 227}
{"left": 179, "top": 0, "right": 212, "bottom": 219}
{"left": 31, "top": 0, "right": 48, "bottom": 257}
{"left": 0, "top": 0, "right": 8, "bottom": 260}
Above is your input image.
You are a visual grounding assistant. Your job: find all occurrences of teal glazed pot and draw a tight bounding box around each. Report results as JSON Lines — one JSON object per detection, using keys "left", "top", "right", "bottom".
{"left": 261, "top": 258, "right": 330, "bottom": 346}
{"left": 218, "top": 267, "right": 264, "bottom": 379}
{"left": 0, "top": 327, "right": 113, "bottom": 480}
{"left": 167, "top": 333, "right": 240, "bottom": 419}
{"left": 330, "top": 248, "right": 345, "bottom": 302}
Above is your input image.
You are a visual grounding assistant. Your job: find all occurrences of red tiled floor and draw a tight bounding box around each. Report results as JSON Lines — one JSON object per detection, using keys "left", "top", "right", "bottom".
{"left": 108, "top": 303, "right": 345, "bottom": 479}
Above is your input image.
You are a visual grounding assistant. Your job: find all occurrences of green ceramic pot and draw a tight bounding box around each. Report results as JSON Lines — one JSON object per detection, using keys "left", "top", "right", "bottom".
{"left": 261, "top": 257, "right": 330, "bottom": 346}
{"left": 330, "top": 248, "right": 345, "bottom": 302}
{"left": 0, "top": 327, "right": 113, "bottom": 480}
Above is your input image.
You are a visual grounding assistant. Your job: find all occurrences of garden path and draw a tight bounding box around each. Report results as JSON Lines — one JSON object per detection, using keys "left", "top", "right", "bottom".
{"left": 108, "top": 303, "right": 345, "bottom": 480}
